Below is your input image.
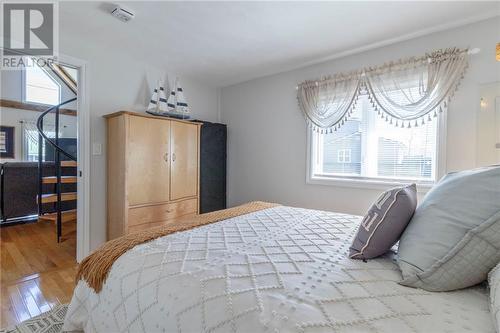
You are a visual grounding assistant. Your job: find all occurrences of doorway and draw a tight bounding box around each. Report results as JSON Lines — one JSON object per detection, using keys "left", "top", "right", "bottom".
{"left": 0, "top": 54, "right": 89, "bottom": 327}
{"left": 477, "top": 82, "right": 500, "bottom": 166}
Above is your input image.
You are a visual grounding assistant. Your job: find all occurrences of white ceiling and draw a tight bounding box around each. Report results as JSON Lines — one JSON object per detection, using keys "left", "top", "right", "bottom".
{"left": 60, "top": 1, "right": 499, "bottom": 87}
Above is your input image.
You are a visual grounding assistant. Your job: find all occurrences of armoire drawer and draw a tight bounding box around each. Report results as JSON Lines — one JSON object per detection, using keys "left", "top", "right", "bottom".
{"left": 127, "top": 213, "right": 197, "bottom": 234}
{"left": 128, "top": 198, "right": 198, "bottom": 227}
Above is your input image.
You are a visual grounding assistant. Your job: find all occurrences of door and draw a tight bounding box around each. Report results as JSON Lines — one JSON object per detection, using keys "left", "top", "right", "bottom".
{"left": 170, "top": 121, "right": 198, "bottom": 200}
{"left": 477, "top": 82, "right": 500, "bottom": 166}
{"left": 496, "top": 97, "right": 500, "bottom": 162}
{"left": 128, "top": 116, "right": 170, "bottom": 205}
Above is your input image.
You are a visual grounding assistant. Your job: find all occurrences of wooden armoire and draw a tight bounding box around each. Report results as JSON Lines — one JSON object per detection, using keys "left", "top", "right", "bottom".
{"left": 105, "top": 111, "right": 202, "bottom": 240}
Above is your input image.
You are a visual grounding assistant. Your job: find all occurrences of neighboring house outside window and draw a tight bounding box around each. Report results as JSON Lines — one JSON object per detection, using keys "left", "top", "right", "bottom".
{"left": 309, "top": 94, "right": 440, "bottom": 186}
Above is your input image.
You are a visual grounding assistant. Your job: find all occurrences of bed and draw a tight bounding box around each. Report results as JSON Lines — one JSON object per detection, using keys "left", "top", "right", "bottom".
{"left": 63, "top": 205, "right": 494, "bottom": 332}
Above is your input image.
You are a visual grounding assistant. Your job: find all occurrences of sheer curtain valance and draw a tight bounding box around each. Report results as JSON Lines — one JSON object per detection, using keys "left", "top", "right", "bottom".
{"left": 297, "top": 48, "right": 469, "bottom": 132}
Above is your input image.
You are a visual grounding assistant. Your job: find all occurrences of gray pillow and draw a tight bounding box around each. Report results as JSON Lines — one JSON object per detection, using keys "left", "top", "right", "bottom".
{"left": 398, "top": 165, "right": 500, "bottom": 291}
{"left": 350, "top": 184, "right": 417, "bottom": 260}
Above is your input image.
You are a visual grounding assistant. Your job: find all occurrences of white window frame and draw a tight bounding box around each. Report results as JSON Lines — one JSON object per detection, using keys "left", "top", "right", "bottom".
{"left": 22, "top": 59, "right": 62, "bottom": 106}
{"left": 306, "top": 107, "right": 447, "bottom": 194}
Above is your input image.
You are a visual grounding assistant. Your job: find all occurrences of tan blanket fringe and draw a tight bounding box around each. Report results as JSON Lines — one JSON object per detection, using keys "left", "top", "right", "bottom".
{"left": 76, "top": 201, "right": 280, "bottom": 292}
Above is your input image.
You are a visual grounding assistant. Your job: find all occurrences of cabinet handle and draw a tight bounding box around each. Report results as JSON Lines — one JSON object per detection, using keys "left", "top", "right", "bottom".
{"left": 164, "top": 153, "right": 169, "bottom": 162}
{"left": 172, "top": 153, "right": 176, "bottom": 162}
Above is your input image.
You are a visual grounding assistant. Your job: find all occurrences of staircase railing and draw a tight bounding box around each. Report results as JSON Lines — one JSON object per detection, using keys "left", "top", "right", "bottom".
{"left": 36, "top": 97, "right": 77, "bottom": 242}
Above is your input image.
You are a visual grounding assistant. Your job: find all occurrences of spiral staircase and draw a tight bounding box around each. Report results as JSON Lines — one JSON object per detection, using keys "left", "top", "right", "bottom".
{"left": 36, "top": 98, "right": 77, "bottom": 242}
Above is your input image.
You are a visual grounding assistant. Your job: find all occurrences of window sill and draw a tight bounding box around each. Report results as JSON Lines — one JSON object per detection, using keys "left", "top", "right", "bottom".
{"left": 307, "top": 175, "right": 434, "bottom": 193}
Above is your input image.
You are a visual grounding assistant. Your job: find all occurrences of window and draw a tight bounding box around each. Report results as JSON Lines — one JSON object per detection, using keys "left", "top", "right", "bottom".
{"left": 309, "top": 94, "right": 439, "bottom": 185}
{"left": 337, "top": 149, "right": 351, "bottom": 163}
{"left": 23, "top": 60, "right": 61, "bottom": 105}
{"left": 61, "top": 65, "right": 78, "bottom": 84}
{"left": 21, "top": 121, "right": 56, "bottom": 161}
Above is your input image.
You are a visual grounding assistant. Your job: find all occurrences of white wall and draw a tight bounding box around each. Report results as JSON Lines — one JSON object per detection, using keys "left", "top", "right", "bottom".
{"left": 57, "top": 21, "right": 219, "bottom": 251}
{"left": 221, "top": 18, "right": 500, "bottom": 216}
{"left": 0, "top": 107, "right": 77, "bottom": 162}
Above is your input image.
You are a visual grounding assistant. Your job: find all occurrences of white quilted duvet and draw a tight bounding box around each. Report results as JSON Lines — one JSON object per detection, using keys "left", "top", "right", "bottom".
{"left": 63, "top": 206, "right": 494, "bottom": 333}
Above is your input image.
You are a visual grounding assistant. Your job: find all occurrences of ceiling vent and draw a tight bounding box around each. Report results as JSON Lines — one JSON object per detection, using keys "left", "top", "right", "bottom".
{"left": 111, "top": 6, "right": 134, "bottom": 22}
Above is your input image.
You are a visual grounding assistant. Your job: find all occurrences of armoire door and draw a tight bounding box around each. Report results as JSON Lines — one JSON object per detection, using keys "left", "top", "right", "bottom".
{"left": 170, "top": 121, "right": 198, "bottom": 200}
{"left": 128, "top": 116, "right": 170, "bottom": 205}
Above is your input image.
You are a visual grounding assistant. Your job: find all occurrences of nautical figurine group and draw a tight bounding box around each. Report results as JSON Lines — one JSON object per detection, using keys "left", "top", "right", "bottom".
{"left": 147, "top": 78, "right": 190, "bottom": 119}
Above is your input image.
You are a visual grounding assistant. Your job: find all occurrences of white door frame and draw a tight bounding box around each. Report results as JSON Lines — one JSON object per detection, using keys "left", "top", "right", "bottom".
{"left": 57, "top": 53, "right": 91, "bottom": 262}
{"left": 0, "top": 47, "right": 91, "bottom": 261}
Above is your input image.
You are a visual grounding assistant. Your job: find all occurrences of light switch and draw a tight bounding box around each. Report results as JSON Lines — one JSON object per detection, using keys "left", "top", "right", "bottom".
{"left": 92, "top": 143, "right": 102, "bottom": 155}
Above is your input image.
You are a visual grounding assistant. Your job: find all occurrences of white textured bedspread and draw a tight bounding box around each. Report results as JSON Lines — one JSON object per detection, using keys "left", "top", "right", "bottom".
{"left": 63, "top": 206, "right": 494, "bottom": 333}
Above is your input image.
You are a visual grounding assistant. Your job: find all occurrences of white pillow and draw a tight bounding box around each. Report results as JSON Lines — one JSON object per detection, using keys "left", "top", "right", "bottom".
{"left": 489, "top": 263, "right": 500, "bottom": 332}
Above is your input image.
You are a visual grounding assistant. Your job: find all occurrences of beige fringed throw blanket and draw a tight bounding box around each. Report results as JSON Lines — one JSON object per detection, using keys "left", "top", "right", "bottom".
{"left": 76, "top": 201, "right": 279, "bottom": 292}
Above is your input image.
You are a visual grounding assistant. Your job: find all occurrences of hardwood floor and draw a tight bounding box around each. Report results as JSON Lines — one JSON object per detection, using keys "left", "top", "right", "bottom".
{"left": 0, "top": 220, "right": 77, "bottom": 328}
